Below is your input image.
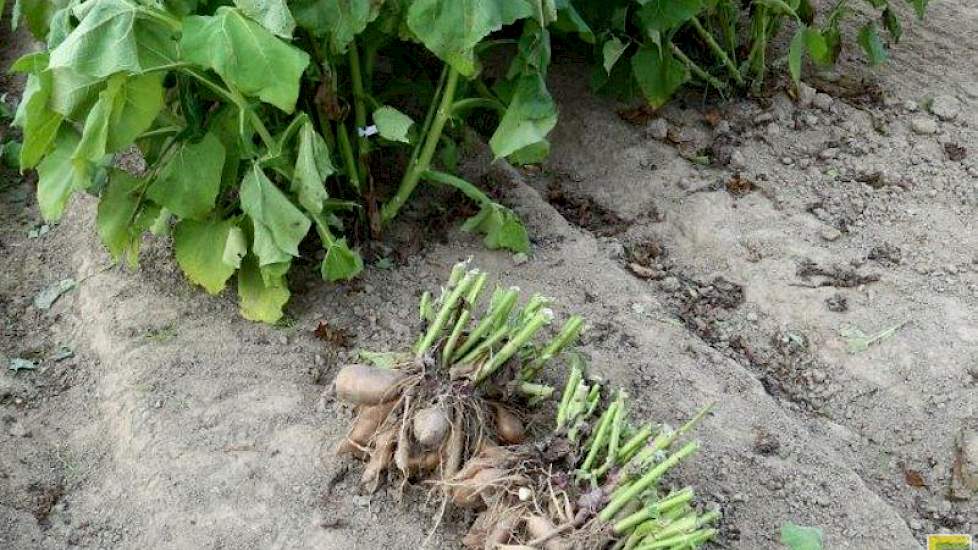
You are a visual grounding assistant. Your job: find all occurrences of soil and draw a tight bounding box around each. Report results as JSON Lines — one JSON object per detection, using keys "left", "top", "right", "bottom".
{"left": 2, "top": 1, "right": 977, "bottom": 549}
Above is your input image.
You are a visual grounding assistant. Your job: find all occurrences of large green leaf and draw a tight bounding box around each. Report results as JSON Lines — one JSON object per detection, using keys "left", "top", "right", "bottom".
{"left": 10, "top": 53, "right": 63, "bottom": 170}
{"left": 15, "top": 0, "right": 71, "bottom": 41}
{"left": 180, "top": 7, "right": 310, "bottom": 112}
{"left": 47, "top": 67, "right": 103, "bottom": 121}
{"left": 96, "top": 169, "right": 155, "bottom": 266}
{"left": 292, "top": 121, "right": 333, "bottom": 214}
{"left": 637, "top": 0, "right": 703, "bottom": 34}
{"left": 173, "top": 218, "right": 237, "bottom": 294}
{"left": 106, "top": 72, "right": 165, "bottom": 151}
{"left": 291, "top": 0, "right": 380, "bottom": 53}
{"left": 71, "top": 72, "right": 165, "bottom": 173}
{"left": 240, "top": 164, "right": 311, "bottom": 267}
{"left": 857, "top": 22, "right": 887, "bottom": 65}
{"left": 48, "top": 0, "right": 143, "bottom": 78}
{"left": 36, "top": 130, "right": 83, "bottom": 222}
{"left": 406, "top": 0, "right": 534, "bottom": 77}
{"left": 489, "top": 73, "right": 557, "bottom": 160}
{"left": 146, "top": 132, "right": 226, "bottom": 220}
{"left": 237, "top": 255, "right": 290, "bottom": 323}
{"left": 233, "top": 0, "right": 295, "bottom": 38}
{"left": 461, "top": 202, "right": 530, "bottom": 253}
{"left": 631, "top": 44, "right": 687, "bottom": 108}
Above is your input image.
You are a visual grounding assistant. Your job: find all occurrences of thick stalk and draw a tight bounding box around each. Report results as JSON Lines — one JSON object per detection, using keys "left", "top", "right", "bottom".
{"left": 689, "top": 17, "right": 743, "bottom": 85}
{"left": 416, "top": 271, "right": 478, "bottom": 357}
{"left": 581, "top": 400, "right": 619, "bottom": 473}
{"left": 336, "top": 124, "right": 361, "bottom": 191}
{"left": 613, "top": 487, "right": 695, "bottom": 534}
{"left": 382, "top": 68, "right": 461, "bottom": 222}
{"left": 598, "top": 441, "right": 700, "bottom": 521}
{"left": 473, "top": 310, "right": 552, "bottom": 383}
{"left": 521, "top": 315, "right": 584, "bottom": 380}
{"left": 671, "top": 44, "right": 729, "bottom": 92}
{"left": 556, "top": 366, "right": 582, "bottom": 429}
{"left": 348, "top": 41, "right": 370, "bottom": 184}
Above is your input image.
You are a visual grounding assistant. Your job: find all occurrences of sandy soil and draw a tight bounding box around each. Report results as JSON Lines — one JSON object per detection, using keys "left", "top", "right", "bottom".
{"left": 2, "top": 1, "right": 976, "bottom": 549}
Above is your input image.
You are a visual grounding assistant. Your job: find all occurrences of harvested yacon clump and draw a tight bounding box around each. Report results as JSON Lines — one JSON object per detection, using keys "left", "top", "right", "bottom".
{"left": 332, "top": 261, "right": 717, "bottom": 548}
{"left": 333, "top": 260, "right": 584, "bottom": 491}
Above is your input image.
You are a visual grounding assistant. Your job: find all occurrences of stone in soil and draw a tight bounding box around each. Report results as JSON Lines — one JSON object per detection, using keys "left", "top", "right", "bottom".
{"left": 912, "top": 117, "right": 939, "bottom": 135}
{"left": 928, "top": 95, "right": 961, "bottom": 121}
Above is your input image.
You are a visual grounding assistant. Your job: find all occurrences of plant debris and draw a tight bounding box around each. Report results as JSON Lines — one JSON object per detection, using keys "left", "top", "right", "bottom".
{"left": 33, "top": 278, "right": 77, "bottom": 310}
{"left": 796, "top": 259, "right": 880, "bottom": 288}
{"left": 313, "top": 321, "right": 353, "bottom": 348}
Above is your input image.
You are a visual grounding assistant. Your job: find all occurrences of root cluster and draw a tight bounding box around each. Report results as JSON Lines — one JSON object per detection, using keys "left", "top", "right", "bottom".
{"left": 331, "top": 262, "right": 718, "bottom": 549}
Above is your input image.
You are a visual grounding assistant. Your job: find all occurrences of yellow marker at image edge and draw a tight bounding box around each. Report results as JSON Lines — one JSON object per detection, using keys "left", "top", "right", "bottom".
{"left": 927, "top": 534, "right": 973, "bottom": 550}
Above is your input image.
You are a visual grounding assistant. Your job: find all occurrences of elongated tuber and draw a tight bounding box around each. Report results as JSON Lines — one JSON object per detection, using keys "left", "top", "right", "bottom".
{"left": 335, "top": 364, "right": 407, "bottom": 405}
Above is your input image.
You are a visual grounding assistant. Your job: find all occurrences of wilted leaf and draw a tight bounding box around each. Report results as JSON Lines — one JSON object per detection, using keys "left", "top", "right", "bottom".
{"left": 181, "top": 7, "right": 310, "bottom": 112}
{"left": 223, "top": 225, "right": 248, "bottom": 269}
{"left": 780, "top": 522, "right": 823, "bottom": 550}
{"left": 489, "top": 73, "right": 557, "bottom": 160}
{"left": 237, "top": 255, "right": 290, "bottom": 323}
{"left": 146, "top": 132, "right": 226, "bottom": 220}
{"left": 174, "top": 218, "right": 237, "bottom": 294}
{"left": 313, "top": 320, "right": 352, "bottom": 347}
{"left": 234, "top": 0, "right": 296, "bottom": 38}
{"left": 461, "top": 201, "right": 530, "bottom": 253}
{"left": 292, "top": 121, "right": 334, "bottom": 214}
{"left": 8, "top": 358, "right": 37, "bottom": 372}
{"left": 857, "top": 22, "right": 887, "bottom": 66}
{"left": 406, "top": 0, "right": 533, "bottom": 77}
{"left": 602, "top": 36, "right": 628, "bottom": 74}
{"left": 240, "top": 164, "right": 311, "bottom": 267}
{"left": 33, "top": 278, "right": 77, "bottom": 309}
{"left": 36, "top": 130, "right": 84, "bottom": 222}
{"left": 292, "top": 0, "right": 380, "bottom": 53}
{"left": 903, "top": 467, "right": 927, "bottom": 488}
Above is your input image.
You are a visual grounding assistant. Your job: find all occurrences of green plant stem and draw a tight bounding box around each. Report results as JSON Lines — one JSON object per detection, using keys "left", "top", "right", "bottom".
{"left": 336, "top": 124, "right": 361, "bottom": 191}
{"left": 689, "top": 17, "right": 744, "bottom": 85}
{"left": 521, "top": 315, "right": 584, "bottom": 381}
{"left": 635, "top": 527, "right": 716, "bottom": 550}
{"left": 452, "top": 288, "right": 518, "bottom": 361}
{"left": 598, "top": 441, "right": 700, "bottom": 522}
{"left": 618, "top": 424, "right": 654, "bottom": 462}
{"left": 473, "top": 310, "right": 552, "bottom": 383}
{"left": 422, "top": 170, "right": 491, "bottom": 205}
{"left": 581, "top": 400, "right": 619, "bottom": 473}
{"left": 670, "top": 44, "right": 728, "bottom": 92}
{"left": 613, "top": 488, "right": 695, "bottom": 534}
{"left": 517, "top": 381, "right": 553, "bottom": 400}
{"left": 382, "top": 67, "right": 460, "bottom": 223}
{"left": 410, "top": 67, "right": 447, "bottom": 167}
{"left": 441, "top": 271, "right": 488, "bottom": 366}
{"left": 416, "top": 270, "right": 478, "bottom": 357}
{"left": 348, "top": 40, "right": 370, "bottom": 184}
{"left": 451, "top": 97, "right": 506, "bottom": 114}
{"left": 556, "top": 366, "right": 582, "bottom": 429}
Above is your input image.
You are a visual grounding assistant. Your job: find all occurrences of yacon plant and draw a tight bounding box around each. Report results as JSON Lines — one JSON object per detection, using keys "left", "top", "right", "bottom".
{"left": 9, "top": 0, "right": 590, "bottom": 322}
{"left": 332, "top": 261, "right": 718, "bottom": 548}
{"left": 578, "top": 0, "right": 929, "bottom": 107}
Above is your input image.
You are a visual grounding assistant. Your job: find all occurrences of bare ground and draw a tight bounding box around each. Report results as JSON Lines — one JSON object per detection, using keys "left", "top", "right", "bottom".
{"left": 2, "top": 1, "right": 977, "bottom": 549}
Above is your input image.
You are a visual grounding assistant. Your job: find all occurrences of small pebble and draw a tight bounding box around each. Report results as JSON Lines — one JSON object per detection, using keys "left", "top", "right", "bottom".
{"left": 646, "top": 118, "right": 669, "bottom": 140}
{"left": 911, "top": 117, "right": 939, "bottom": 135}
{"left": 929, "top": 95, "right": 960, "bottom": 121}
{"left": 820, "top": 227, "right": 842, "bottom": 241}
{"left": 813, "top": 93, "right": 833, "bottom": 111}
